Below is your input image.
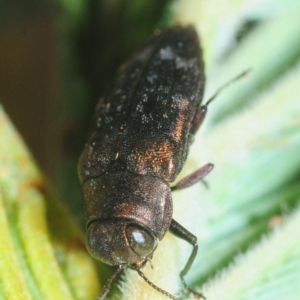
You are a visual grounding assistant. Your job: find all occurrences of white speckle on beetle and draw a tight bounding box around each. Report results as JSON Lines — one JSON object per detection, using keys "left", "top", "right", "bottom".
{"left": 136, "top": 103, "right": 144, "bottom": 112}
{"left": 176, "top": 57, "right": 197, "bottom": 70}
{"left": 147, "top": 73, "right": 158, "bottom": 84}
{"left": 142, "top": 94, "right": 148, "bottom": 102}
{"left": 159, "top": 46, "right": 176, "bottom": 60}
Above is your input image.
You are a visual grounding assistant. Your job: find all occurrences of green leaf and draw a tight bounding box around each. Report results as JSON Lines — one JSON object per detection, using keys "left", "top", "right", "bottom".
{"left": 0, "top": 105, "right": 100, "bottom": 300}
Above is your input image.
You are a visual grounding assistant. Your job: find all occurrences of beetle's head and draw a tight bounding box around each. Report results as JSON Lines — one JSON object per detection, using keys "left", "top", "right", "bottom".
{"left": 87, "top": 219, "right": 157, "bottom": 267}
{"left": 83, "top": 171, "right": 173, "bottom": 268}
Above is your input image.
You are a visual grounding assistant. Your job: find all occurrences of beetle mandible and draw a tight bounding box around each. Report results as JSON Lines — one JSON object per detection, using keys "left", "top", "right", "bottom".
{"left": 79, "top": 25, "right": 217, "bottom": 300}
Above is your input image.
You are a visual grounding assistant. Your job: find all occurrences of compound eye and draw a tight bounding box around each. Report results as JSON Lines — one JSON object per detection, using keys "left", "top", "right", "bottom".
{"left": 126, "top": 225, "right": 157, "bottom": 258}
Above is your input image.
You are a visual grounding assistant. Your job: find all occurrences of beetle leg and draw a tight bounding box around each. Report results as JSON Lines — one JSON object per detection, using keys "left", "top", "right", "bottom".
{"left": 171, "top": 163, "right": 213, "bottom": 191}
{"left": 169, "top": 219, "right": 205, "bottom": 299}
{"left": 191, "top": 105, "right": 208, "bottom": 134}
{"left": 97, "top": 265, "right": 123, "bottom": 300}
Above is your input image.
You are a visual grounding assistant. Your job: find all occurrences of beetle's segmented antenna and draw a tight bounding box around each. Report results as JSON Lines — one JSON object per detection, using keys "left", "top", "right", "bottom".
{"left": 97, "top": 265, "right": 123, "bottom": 300}
{"left": 136, "top": 269, "right": 178, "bottom": 300}
{"left": 205, "top": 69, "right": 251, "bottom": 107}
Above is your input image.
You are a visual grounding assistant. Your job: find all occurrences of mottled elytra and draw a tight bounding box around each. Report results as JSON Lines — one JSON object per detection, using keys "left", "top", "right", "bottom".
{"left": 78, "top": 25, "right": 214, "bottom": 300}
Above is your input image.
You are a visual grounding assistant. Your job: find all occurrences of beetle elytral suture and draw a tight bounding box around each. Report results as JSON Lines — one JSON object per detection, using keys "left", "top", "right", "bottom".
{"left": 79, "top": 25, "right": 219, "bottom": 300}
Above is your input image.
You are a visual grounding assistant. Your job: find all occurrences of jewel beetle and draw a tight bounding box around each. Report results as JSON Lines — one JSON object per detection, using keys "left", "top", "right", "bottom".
{"left": 79, "top": 25, "right": 215, "bottom": 300}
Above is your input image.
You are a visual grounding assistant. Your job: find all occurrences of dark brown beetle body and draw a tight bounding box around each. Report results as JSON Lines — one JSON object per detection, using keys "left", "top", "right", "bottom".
{"left": 79, "top": 25, "right": 212, "bottom": 300}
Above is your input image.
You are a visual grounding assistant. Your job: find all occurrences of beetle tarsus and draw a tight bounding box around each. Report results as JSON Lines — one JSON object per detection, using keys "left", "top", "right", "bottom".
{"left": 181, "top": 276, "right": 205, "bottom": 299}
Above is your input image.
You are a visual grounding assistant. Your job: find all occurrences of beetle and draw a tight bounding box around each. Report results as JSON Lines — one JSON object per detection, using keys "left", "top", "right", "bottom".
{"left": 79, "top": 25, "right": 216, "bottom": 300}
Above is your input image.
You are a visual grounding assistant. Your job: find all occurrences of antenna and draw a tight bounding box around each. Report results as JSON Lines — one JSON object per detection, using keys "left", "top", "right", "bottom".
{"left": 205, "top": 69, "right": 251, "bottom": 107}
{"left": 136, "top": 269, "right": 178, "bottom": 300}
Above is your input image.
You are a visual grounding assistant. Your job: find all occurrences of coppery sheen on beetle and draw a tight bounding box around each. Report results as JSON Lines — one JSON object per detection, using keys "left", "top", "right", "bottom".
{"left": 79, "top": 25, "right": 213, "bottom": 300}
